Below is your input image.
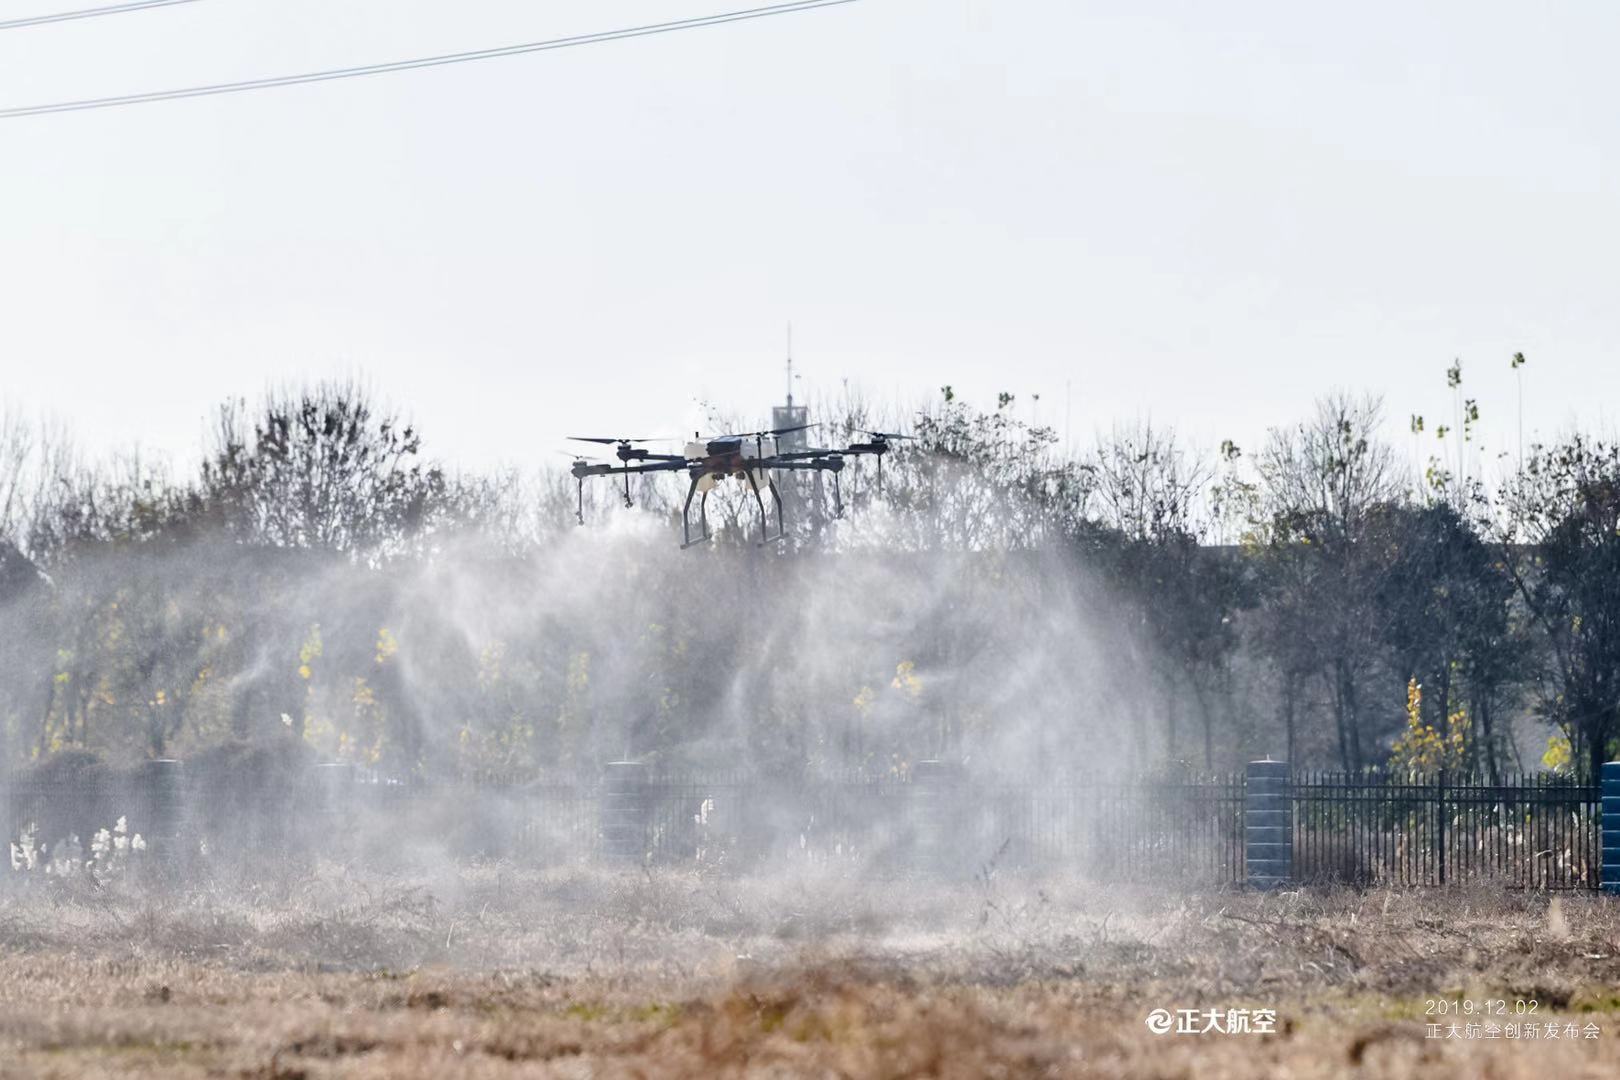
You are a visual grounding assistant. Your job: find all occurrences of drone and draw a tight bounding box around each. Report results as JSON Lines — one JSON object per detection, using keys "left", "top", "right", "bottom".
{"left": 565, "top": 425, "right": 912, "bottom": 548}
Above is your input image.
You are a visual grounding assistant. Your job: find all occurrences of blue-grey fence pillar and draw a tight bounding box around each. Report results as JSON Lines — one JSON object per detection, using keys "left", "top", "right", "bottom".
{"left": 1603, "top": 761, "right": 1620, "bottom": 896}
{"left": 313, "top": 762, "right": 355, "bottom": 856}
{"left": 601, "top": 761, "right": 649, "bottom": 861}
{"left": 140, "top": 758, "right": 184, "bottom": 870}
{"left": 313, "top": 762, "right": 355, "bottom": 809}
{"left": 1246, "top": 759, "right": 1291, "bottom": 889}
{"left": 911, "top": 759, "right": 963, "bottom": 873}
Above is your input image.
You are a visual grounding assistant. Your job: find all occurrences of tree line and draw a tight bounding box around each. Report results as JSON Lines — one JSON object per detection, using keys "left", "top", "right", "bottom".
{"left": 2, "top": 365, "right": 1617, "bottom": 782}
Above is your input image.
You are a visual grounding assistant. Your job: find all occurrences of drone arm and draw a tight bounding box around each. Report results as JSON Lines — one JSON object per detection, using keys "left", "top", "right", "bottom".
{"left": 573, "top": 460, "right": 687, "bottom": 484}
{"left": 570, "top": 459, "right": 689, "bottom": 519}
{"left": 606, "top": 460, "right": 689, "bottom": 476}
{"left": 770, "top": 450, "right": 841, "bottom": 462}
{"left": 763, "top": 457, "right": 845, "bottom": 520}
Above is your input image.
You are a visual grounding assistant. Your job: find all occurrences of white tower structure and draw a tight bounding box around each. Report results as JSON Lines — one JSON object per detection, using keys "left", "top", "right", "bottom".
{"left": 770, "top": 325, "right": 820, "bottom": 537}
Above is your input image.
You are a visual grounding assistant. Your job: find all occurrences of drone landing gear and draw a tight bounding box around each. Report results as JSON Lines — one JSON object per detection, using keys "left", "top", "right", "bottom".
{"left": 744, "top": 470, "right": 787, "bottom": 547}
{"left": 766, "top": 478, "right": 787, "bottom": 542}
{"left": 680, "top": 475, "right": 712, "bottom": 549}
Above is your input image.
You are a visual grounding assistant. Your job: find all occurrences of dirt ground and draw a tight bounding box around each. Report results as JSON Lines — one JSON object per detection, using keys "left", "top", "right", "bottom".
{"left": 2, "top": 860, "right": 1619, "bottom": 1078}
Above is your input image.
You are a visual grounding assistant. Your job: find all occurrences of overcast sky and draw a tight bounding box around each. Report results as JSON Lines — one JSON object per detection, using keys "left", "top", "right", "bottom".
{"left": 2, "top": 0, "right": 1616, "bottom": 478}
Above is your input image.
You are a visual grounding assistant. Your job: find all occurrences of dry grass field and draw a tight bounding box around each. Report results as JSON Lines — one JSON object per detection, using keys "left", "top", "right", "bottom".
{"left": 3, "top": 860, "right": 1620, "bottom": 1078}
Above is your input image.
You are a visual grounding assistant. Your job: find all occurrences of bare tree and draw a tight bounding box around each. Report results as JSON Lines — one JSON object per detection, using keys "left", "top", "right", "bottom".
{"left": 1085, "top": 421, "right": 1209, "bottom": 543}
{"left": 1499, "top": 435, "right": 1620, "bottom": 779}
{"left": 1254, "top": 394, "right": 1406, "bottom": 771}
{"left": 1084, "top": 423, "right": 1246, "bottom": 768}
{"left": 200, "top": 382, "right": 449, "bottom": 558}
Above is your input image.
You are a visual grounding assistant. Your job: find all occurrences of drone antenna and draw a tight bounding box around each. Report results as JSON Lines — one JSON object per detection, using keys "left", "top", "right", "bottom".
{"left": 785, "top": 321, "right": 794, "bottom": 409}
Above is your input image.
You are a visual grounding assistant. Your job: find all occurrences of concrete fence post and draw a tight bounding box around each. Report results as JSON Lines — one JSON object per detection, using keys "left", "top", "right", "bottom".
{"left": 1246, "top": 759, "right": 1291, "bottom": 890}
{"left": 313, "top": 762, "right": 355, "bottom": 810}
{"left": 601, "top": 761, "right": 649, "bottom": 861}
{"left": 313, "top": 762, "right": 355, "bottom": 857}
{"left": 141, "top": 758, "right": 183, "bottom": 867}
{"left": 1603, "top": 761, "right": 1620, "bottom": 896}
{"left": 911, "top": 759, "right": 962, "bottom": 873}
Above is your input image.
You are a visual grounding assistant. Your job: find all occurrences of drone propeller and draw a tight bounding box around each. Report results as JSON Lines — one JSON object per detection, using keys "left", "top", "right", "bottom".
{"left": 567, "top": 435, "right": 670, "bottom": 446}
{"left": 719, "top": 422, "right": 820, "bottom": 440}
{"left": 858, "top": 429, "right": 914, "bottom": 441}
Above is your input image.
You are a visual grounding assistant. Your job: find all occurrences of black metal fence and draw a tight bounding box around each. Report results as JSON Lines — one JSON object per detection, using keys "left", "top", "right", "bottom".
{"left": 0, "top": 764, "right": 1603, "bottom": 888}
{"left": 478, "top": 770, "right": 1249, "bottom": 884}
{"left": 1292, "top": 770, "right": 1600, "bottom": 889}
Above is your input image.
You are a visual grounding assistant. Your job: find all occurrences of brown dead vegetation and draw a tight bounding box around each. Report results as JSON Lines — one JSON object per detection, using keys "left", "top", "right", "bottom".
{"left": 2, "top": 863, "right": 1620, "bottom": 1077}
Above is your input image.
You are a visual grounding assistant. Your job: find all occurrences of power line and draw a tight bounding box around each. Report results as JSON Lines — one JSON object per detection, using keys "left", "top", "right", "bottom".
{"left": 0, "top": 0, "right": 202, "bottom": 33}
{"left": 0, "top": 0, "right": 862, "bottom": 120}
